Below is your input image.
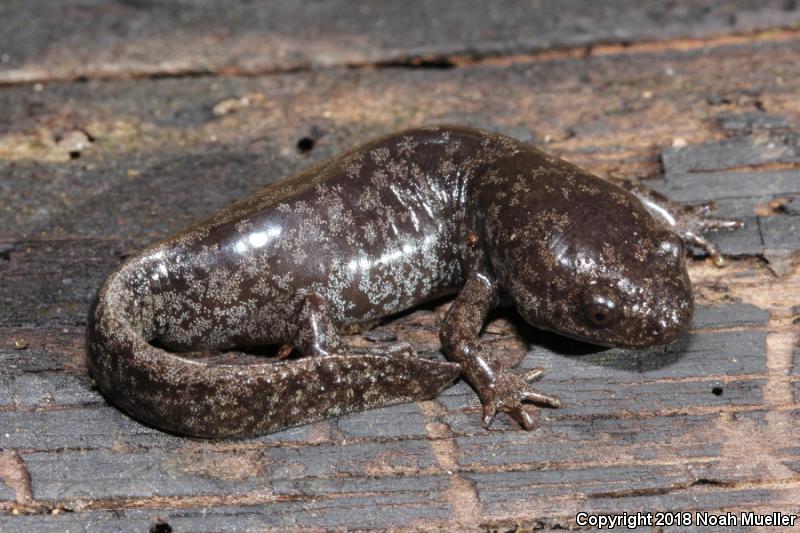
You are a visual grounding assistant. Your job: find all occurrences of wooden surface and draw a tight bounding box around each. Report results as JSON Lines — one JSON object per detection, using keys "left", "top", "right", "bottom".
{"left": 1, "top": 1, "right": 799, "bottom": 531}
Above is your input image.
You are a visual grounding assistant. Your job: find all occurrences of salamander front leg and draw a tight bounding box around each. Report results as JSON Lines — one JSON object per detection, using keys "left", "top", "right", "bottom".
{"left": 622, "top": 181, "right": 744, "bottom": 266}
{"left": 440, "top": 272, "right": 561, "bottom": 430}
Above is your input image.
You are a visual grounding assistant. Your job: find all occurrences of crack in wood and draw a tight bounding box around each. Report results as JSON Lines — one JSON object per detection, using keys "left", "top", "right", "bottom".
{"left": 688, "top": 162, "right": 800, "bottom": 174}
{"left": 419, "top": 400, "right": 481, "bottom": 526}
{"left": 2, "top": 27, "right": 800, "bottom": 87}
{"left": 588, "top": 475, "right": 800, "bottom": 500}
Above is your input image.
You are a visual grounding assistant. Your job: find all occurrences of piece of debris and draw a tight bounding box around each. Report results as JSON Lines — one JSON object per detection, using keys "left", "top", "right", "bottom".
{"left": 276, "top": 344, "right": 293, "bottom": 359}
{"left": 212, "top": 93, "right": 264, "bottom": 117}
{"left": 13, "top": 339, "right": 28, "bottom": 350}
{"left": 772, "top": 195, "right": 800, "bottom": 215}
{"left": 57, "top": 130, "right": 92, "bottom": 159}
{"left": 672, "top": 137, "right": 688, "bottom": 148}
{"left": 364, "top": 329, "right": 399, "bottom": 343}
{"left": 763, "top": 248, "right": 794, "bottom": 277}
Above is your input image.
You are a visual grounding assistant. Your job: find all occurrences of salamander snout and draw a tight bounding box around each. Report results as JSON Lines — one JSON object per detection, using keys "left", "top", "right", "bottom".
{"left": 634, "top": 272, "right": 694, "bottom": 348}
{"left": 646, "top": 311, "right": 688, "bottom": 346}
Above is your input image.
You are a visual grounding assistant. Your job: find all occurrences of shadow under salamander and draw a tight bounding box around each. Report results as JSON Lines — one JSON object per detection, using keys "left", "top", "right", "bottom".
{"left": 494, "top": 307, "right": 691, "bottom": 374}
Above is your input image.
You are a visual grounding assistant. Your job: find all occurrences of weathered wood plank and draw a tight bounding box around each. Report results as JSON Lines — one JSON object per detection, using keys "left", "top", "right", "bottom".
{"left": 690, "top": 302, "right": 768, "bottom": 328}
{"left": 0, "top": 239, "right": 122, "bottom": 327}
{"left": 22, "top": 443, "right": 452, "bottom": 518}
{"left": 761, "top": 214, "right": 800, "bottom": 251}
{"left": 0, "top": 405, "right": 328, "bottom": 452}
{"left": 1, "top": 38, "right": 799, "bottom": 241}
{"left": 653, "top": 134, "right": 800, "bottom": 256}
{"left": 0, "top": 482, "right": 13, "bottom": 502}
{"left": 334, "top": 402, "right": 431, "bottom": 439}
{"left": 25, "top": 448, "right": 267, "bottom": 500}
{"left": 0, "top": 512, "right": 166, "bottom": 533}
{"left": 0, "top": 497, "right": 456, "bottom": 532}
{"left": 476, "top": 485, "right": 800, "bottom": 526}
{"left": 3, "top": 0, "right": 800, "bottom": 84}
{"left": 794, "top": 343, "right": 800, "bottom": 376}
{"left": 0, "top": 408, "right": 180, "bottom": 451}
{"left": 0, "top": 335, "right": 70, "bottom": 373}
{"left": 661, "top": 134, "right": 800, "bottom": 176}
{"left": 442, "top": 379, "right": 764, "bottom": 429}
{"left": 0, "top": 373, "right": 97, "bottom": 408}
{"left": 1, "top": 7, "right": 799, "bottom": 531}
{"left": 453, "top": 412, "right": 723, "bottom": 465}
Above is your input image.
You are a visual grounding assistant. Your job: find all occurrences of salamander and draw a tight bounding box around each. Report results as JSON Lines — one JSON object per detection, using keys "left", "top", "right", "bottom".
{"left": 87, "top": 125, "right": 741, "bottom": 437}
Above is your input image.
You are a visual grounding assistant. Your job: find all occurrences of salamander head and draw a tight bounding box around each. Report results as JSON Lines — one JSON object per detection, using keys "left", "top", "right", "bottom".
{"left": 488, "top": 176, "right": 693, "bottom": 349}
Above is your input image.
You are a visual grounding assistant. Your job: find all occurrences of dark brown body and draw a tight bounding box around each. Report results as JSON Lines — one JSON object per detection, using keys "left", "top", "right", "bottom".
{"left": 87, "top": 126, "right": 737, "bottom": 437}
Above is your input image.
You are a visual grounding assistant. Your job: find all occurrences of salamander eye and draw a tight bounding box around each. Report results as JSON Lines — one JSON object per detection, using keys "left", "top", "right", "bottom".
{"left": 584, "top": 290, "right": 620, "bottom": 328}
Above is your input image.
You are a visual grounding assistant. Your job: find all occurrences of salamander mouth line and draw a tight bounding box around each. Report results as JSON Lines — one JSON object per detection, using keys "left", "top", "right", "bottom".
{"left": 541, "top": 326, "right": 680, "bottom": 351}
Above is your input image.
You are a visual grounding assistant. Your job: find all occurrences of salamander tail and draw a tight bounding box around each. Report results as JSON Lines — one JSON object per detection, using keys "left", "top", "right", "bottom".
{"left": 87, "top": 270, "right": 460, "bottom": 438}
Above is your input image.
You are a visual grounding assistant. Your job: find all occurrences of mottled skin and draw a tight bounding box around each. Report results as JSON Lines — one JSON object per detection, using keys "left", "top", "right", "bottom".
{"left": 87, "top": 125, "right": 740, "bottom": 437}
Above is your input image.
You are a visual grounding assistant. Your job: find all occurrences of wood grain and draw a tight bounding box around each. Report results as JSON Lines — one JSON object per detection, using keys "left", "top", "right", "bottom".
{"left": 2, "top": 0, "right": 800, "bottom": 84}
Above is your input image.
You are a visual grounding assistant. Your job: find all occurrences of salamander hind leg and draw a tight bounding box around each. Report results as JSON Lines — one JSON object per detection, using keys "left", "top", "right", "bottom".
{"left": 292, "top": 292, "right": 349, "bottom": 357}
{"left": 292, "top": 292, "right": 416, "bottom": 358}
{"left": 289, "top": 292, "right": 461, "bottom": 405}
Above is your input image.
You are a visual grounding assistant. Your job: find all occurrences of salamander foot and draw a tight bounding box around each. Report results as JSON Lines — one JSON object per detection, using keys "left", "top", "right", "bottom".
{"left": 479, "top": 368, "right": 561, "bottom": 430}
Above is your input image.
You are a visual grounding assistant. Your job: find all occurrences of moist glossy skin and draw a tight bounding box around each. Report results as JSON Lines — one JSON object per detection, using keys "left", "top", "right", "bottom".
{"left": 87, "top": 125, "right": 732, "bottom": 437}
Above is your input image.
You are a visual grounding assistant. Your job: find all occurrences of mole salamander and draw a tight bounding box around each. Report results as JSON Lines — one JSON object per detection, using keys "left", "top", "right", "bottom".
{"left": 87, "top": 125, "right": 741, "bottom": 437}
